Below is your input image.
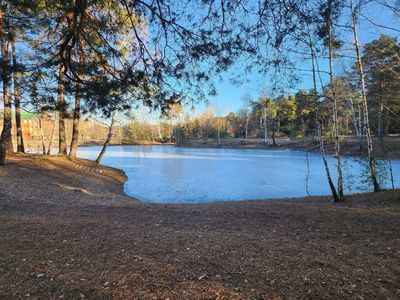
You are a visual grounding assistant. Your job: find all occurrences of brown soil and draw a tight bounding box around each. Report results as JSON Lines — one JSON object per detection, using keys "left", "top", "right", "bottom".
{"left": 0, "top": 155, "right": 400, "bottom": 299}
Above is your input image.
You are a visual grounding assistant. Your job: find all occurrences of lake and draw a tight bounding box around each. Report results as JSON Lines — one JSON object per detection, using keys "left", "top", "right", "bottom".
{"left": 77, "top": 145, "right": 400, "bottom": 203}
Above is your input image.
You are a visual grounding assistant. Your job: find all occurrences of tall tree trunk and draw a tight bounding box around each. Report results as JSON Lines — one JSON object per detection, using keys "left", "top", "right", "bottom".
{"left": 69, "top": 81, "right": 81, "bottom": 157}
{"left": 0, "top": 18, "right": 13, "bottom": 154}
{"left": 0, "top": 143, "right": 5, "bottom": 165}
{"left": 318, "top": 123, "right": 339, "bottom": 201}
{"left": 69, "top": 41, "right": 84, "bottom": 158}
{"left": 351, "top": 2, "right": 381, "bottom": 192}
{"left": 264, "top": 107, "right": 268, "bottom": 144}
{"left": 11, "top": 39, "right": 24, "bottom": 152}
{"left": 96, "top": 112, "right": 115, "bottom": 164}
{"left": 358, "top": 103, "right": 362, "bottom": 135}
{"left": 271, "top": 124, "right": 276, "bottom": 146}
{"left": 308, "top": 25, "right": 339, "bottom": 202}
{"left": 327, "top": 5, "right": 344, "bottom": 200}
{"left": 357, "top": 102, "right": 364, "bottom": 150}
{"left": 308, "top": 29, "right": 319, "bottom": 138}
{"left": 377, "top": 98, "right": 384, "bottom": 143}
{"left": 57, "top": 65, "right": 67, "bottom": 155}
{"left": 47, "top": 115, "right": 57, "bottom": 155}
{"left": 38, "top": 117, "right": 46, "bottom": 155}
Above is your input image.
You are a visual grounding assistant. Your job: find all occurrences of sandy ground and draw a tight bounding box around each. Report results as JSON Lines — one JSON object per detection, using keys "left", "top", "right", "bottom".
{"left": 0, "top": 155, "right": 400, "bottom": 299}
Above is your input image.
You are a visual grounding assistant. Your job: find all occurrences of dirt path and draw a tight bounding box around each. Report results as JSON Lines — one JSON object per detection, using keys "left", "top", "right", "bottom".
{"left": 0, "top": 155, "right": 399, "bottom": 299}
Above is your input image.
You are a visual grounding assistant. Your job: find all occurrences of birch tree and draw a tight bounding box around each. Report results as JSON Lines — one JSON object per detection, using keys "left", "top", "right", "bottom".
{"left": 350, "top": 0, "right": 382, "bottom": 192}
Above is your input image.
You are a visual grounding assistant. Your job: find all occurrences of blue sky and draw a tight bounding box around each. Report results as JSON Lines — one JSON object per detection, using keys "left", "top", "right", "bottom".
{"left": 191, "top": 1, "right": 400, "bottom": 116}
{"left": 8, "top": 1, "right": 399, "bottom": 122}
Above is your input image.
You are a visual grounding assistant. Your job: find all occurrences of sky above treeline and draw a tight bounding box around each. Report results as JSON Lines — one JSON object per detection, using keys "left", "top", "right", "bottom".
{"left": 6, "top": 1, "right": 399, "bottom": 124}
{"left": 187, "top": 1, "right": 400, "bottom": 116}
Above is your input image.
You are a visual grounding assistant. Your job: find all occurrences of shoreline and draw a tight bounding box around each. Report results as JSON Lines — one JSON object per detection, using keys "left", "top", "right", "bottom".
{"left": 177, "top": 137, "right": 400, "bottom": 160}
{"left": 1, "top": 154, "right": 399, "bottom": 299}
{"left": 78, "top": 140, "right": 174, "bottom": 147}
{"left": 25, "top": 136, "right": 400, "bottom": 160}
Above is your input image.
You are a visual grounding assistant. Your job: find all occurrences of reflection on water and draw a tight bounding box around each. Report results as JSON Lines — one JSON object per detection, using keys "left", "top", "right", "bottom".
{"left": 77, "top": 145, "right": 400, "bottom": 203}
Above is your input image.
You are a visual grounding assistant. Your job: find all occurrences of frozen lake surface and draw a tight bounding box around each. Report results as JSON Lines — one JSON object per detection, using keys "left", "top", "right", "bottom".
{"left": 77, "top": 145, "right": 400, "bottom": 203}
